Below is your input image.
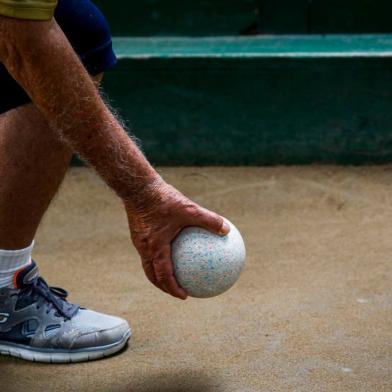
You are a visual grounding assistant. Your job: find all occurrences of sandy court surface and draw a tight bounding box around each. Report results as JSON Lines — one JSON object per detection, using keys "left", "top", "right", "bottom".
{"left": 0, "top": 166, "right": 391, "bottom": 392}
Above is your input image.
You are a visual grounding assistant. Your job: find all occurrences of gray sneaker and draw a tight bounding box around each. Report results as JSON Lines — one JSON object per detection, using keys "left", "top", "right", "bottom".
{"left": 0, "top": 261, "right": 131, "bottom": 363}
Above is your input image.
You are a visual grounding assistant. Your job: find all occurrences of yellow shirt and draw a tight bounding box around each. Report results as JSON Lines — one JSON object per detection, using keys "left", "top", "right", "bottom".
{"left": 0, "top": 0, "right": 57, "bottom": 20}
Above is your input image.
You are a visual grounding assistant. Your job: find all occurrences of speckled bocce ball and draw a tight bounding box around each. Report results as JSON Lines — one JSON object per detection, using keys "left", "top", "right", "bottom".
{"left": 172, "top": 219, "right": 246, "bottom": 298}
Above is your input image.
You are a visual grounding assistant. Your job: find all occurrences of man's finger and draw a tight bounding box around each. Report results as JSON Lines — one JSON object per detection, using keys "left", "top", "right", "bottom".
{"left": 190, "top": 207, "right": 230, "bottom": 236}
{"left": 152, "top": 247, "right": 187, "bottom": 300}
{"left": 142, "top": 259, "right": 168, "bottom": 292}
{"left": 164, "top": 275, "right": 187, "bottom": 300}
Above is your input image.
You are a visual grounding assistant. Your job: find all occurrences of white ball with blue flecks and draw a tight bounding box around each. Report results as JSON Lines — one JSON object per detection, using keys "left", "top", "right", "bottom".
{"left": 172, "top": 219, "right": 246, "bottom": 298}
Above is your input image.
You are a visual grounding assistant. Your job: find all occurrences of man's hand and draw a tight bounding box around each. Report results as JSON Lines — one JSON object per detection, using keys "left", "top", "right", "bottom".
{"left": 125, "top": 179, "right": 230, "bottom": 300}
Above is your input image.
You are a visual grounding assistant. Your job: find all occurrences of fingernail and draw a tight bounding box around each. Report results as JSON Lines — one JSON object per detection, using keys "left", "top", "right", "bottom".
{"left": 219, "top": 221, "right": 230, "bottom": 235}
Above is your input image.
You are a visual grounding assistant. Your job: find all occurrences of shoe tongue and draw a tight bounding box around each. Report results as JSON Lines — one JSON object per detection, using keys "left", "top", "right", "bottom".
{"left": 14, "top": 261, "right": 79, "bottom": 319}
{"left": 14, "top": 260, "right": 39, "bottom": 289}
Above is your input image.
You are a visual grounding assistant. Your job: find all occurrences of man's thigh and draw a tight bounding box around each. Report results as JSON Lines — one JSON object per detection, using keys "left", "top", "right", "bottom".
{"left": 0, "top": 0, "right": 115, "bottom": 116}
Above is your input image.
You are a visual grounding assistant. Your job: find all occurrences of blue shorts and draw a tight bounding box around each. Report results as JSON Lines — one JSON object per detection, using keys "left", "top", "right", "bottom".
{"left": 0, "top": 0, "right": 116, "bottom": 115}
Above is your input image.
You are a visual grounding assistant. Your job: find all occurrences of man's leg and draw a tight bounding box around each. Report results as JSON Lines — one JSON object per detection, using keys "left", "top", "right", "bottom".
{"left": 0, "top": 75, "right": 102, "bottom": 250}
{"left": 0, "top": 104, "right": 73, "bottom": 250}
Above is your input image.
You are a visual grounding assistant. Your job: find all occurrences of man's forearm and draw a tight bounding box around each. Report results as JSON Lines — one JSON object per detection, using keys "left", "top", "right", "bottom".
{"left": 0, "top": 17, "right": 159, "bottom": 205}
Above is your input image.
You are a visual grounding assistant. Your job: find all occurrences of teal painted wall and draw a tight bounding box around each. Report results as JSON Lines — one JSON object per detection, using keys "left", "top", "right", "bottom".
{"left": 94, "top": 0, "right": 392, "bottom": 36}
{"left": 310, "top": 0, "right": 392, "bottom": 33}
{"left": 258, "top": 0, "right": 309, "bottom": 34}
{"left": 94, "top": 0, "right": 257, "bottom": 36}
{"left": 75, "top": 3, "right": 392, "bottom": 166}
{"left": 258, "top": 0, "right": 392, "bottom": 34}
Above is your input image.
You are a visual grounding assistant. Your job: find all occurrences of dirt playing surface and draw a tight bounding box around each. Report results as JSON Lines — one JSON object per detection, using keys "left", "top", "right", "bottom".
{"left": 0, "top": 166, "right": 391, "bottom": 392}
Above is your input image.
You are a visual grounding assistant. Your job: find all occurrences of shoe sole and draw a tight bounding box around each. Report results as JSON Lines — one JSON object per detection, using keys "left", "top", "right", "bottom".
{"left": 0, "top": 329, "right": 131, "bottom": 363}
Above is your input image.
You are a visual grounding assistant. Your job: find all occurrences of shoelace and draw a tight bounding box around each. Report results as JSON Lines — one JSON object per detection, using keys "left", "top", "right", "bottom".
{"left": 22, "top": 277, "right": 79, "bottom": 320}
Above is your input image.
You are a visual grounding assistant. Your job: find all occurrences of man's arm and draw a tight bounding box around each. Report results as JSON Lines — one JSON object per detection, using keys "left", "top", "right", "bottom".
{"left": 0, "top": 17, "right": 156, "bottom": 201}
{"left": 0, "top": 17, "right": 229, "bottom": 299}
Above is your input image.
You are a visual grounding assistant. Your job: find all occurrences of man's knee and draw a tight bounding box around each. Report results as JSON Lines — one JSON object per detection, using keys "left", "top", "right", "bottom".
{"left": 55, "top": 0, "right": 113, "bottom": 57}
{"left": 54, "top": 0, "right": 116, "bottom": 76}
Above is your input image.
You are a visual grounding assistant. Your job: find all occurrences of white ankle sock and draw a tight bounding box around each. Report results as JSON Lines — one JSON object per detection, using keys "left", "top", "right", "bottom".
{"left": 0, "top": 241, "right": 34, "bottom": 288}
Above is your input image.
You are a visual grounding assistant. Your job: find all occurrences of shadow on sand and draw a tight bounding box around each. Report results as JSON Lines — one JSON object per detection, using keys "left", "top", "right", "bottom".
{"left": 123, "top": 369, "right": 224, "bottom": 392}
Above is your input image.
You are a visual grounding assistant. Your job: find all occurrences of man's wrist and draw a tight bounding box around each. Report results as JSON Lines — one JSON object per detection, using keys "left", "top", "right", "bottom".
{"left": 122, "top": 172, "right": 165, "bottom": 214}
